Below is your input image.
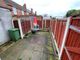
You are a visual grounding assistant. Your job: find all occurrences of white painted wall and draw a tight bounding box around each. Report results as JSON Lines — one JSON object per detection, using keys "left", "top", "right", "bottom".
{"left": 0, "top": 8, "right": 13, "bottom": 45}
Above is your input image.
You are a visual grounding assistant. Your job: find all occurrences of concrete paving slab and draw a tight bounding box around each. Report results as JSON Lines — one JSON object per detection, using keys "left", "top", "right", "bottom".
{"left": 0, "top": 32, "right": 49, "bottom": 60}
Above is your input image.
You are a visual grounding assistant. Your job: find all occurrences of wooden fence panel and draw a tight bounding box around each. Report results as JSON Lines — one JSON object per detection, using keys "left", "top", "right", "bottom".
{"left": 52, "top": 20, "right": 55, "bottom": 34}
{"left": 61, "top": 18, "right": 80, "bottom": 60}
{"left": 58, "top": 21, "right": 66, "bottom": 49}
{"left": 21, "top": 20, "right": 31, "bottom": 34}
{"left": 52, "top": 20, "right": 66, "bottom": 50}
{"left": 46, "top": 20, "right": 50, "bottom": 28}
{"left": 37, "top": 20, "right": 42, "bottom": 29}
{"left": 27, "top": 20, "right": 31, "bottom": 32}
{"left": 21, "top": 21, "right": 25, "bottom": 34}
{"left": 43, "top": 20, "right": 45, "bottom": 28}
{"left": 61, "top": 49, "right": 69, "bottom": 60}
{"left": 50, "top": 17, "right": 80, "bottom": 60}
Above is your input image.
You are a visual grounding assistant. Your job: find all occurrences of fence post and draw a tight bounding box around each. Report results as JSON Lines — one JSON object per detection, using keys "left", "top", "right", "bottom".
{"left": 54, "top": 19, "right": 57, "bottom": 36}
{"left": 45, "top": 20, "right": 46, "bottom": 28}
{"left": 42, "top": 20, "right": 43, "bottom": 29}
{"left": 50, "top": 20, "right": 52, "bottom": 32}
{"left": 59, "top": 17, "right": 71, "bottom": 60}
{"left": 52, "top": 19, "right": 59, "bottom": 56}
{"left": 12, "top": 19, "right": 15, "bottom": 28}
{"left": 18, "top": 19, "right": 24, "bottom": 39}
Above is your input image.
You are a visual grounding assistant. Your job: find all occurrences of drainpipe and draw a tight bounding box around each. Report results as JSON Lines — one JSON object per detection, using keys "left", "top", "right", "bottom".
{"left": 12, "top": 18, "right": 14, "bottom": 28}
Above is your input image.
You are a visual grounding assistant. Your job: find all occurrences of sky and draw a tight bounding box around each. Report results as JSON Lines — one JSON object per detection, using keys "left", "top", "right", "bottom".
{"left": 12, "top": 0, "right": 80, "bottom": 17}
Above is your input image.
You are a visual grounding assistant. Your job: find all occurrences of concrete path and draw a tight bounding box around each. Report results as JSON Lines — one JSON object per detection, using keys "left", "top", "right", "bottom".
{"left": 0, "top": 32, "right": 49, "bottom": 60}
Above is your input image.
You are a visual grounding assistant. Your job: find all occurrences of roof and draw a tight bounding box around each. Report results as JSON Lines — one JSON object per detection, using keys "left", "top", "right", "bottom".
{"left": 5, "top": 0, "right": 23, "bottom": 10}
{"left": 0, "top": 0, "right": 12, "bottom": 10}
{"left": 4, "top": 0, "right": 31, "bottom": 12}
{"left": 27, "top": 9, "right": 31, "bottom": 13}
{"left": 43, "top": 16, "right": 51, "bottom": 20}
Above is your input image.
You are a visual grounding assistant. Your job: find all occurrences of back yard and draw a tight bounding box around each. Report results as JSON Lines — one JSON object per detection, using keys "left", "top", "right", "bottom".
{"left": 0, "top": 31, "right": 57, "bottom": 60}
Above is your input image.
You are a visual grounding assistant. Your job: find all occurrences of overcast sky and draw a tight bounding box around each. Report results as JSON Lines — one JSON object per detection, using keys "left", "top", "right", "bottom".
{"left": 12, "top": 0, "right": 80, "bottom": 17}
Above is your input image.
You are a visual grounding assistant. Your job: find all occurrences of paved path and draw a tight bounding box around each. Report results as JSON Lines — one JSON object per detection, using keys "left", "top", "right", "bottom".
{"left": 0, "top": 32, "right": 49, "bottom": 60}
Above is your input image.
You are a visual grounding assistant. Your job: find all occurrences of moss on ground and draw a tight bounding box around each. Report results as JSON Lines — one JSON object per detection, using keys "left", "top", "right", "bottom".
{"left": 49, "top": 55, "right": 53, "bottom": 60}
{"left": 45, "top": 31, "right": 59, "bottom": 60}
{"left": 44, "top": 32, "right": 53, "bottom": 60}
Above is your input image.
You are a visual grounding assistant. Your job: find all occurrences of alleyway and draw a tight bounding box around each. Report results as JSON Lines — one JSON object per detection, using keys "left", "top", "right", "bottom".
{"left": 0, "top": 32, "right": 55, "bottom": 60}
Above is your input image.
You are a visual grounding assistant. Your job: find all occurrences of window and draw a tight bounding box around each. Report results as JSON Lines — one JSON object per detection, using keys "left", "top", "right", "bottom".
{"left": 22, "top": 11, "right": 24, "bottom": 15}
{"left": 12, "top": 7, "right": 17, "bottom": 15}
{"left": 27, "top": 12, "right": 29, "bottom": 15}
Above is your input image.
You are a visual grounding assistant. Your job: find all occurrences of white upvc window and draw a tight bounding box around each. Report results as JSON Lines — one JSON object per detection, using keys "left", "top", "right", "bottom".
{"left": 22, "top": 11, "right": 24, "bottom": 15}
{"left": 12, "top": 7, "right": 17, "bottom": 15}
{"left": 27, "top": 12, "right": 29, "bottom": 15}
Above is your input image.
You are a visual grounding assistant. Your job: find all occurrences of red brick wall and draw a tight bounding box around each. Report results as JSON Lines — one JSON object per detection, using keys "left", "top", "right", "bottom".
{"left": 0, "top": 0, "right": 12, "bottom": 10}
{"left": 0, "top": 0, "right": 7, "bottom": 8}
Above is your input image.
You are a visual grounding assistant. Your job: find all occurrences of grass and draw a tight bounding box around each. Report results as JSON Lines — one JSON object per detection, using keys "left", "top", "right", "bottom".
{"left": 47, "top": 46, "right": 53, "bottom": 54}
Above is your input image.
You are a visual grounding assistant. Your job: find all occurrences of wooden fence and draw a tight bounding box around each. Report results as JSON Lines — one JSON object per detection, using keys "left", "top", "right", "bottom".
{"left": 37, "top": 20, "right": 43, "bottom": 29}
{"left": 50, "top": 17, "right": 80, "bottom": 60}
{"left": 61, "top": 17, "right": 80, "bottom": 60}
{"left": 21, "top": 20, "right": 31, "bottom": 34}
{"left": 15, "top": 16, "right": 80, "bottom": 60}
{"left": 43, "top": 20, "right": 50, "bottom": 28}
